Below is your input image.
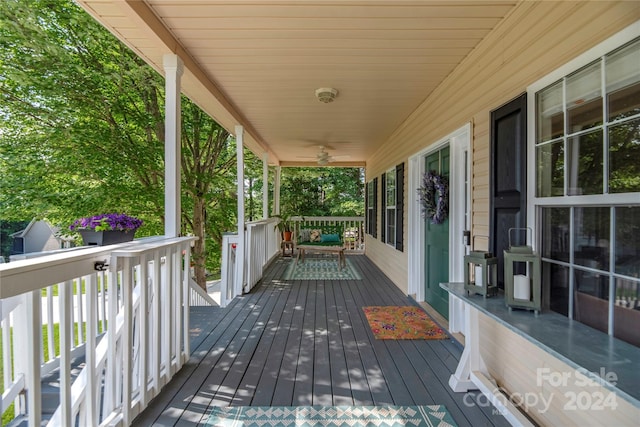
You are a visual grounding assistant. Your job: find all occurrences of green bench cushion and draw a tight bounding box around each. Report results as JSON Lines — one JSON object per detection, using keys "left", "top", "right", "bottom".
{"left": 297, "top": 224, "right": 344, "bottom": 245}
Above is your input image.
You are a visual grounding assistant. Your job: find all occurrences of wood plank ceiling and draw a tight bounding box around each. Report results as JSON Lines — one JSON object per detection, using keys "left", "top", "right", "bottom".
{"left": 76, "top": 0, "right": 518, "bottom": 166}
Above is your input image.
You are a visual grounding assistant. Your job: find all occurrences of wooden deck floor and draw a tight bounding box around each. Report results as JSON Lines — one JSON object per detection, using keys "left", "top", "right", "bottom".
{"left": 132, "top": 255, "right": 510, "bottom": 427}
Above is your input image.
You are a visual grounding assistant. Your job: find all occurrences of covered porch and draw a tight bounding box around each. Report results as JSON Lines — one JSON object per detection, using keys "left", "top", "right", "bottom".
{"left": 2, "top": 1, "right": 639, "bottom": 426}
{"left": 132, "top": 255, "right": 509, "bottom": 426}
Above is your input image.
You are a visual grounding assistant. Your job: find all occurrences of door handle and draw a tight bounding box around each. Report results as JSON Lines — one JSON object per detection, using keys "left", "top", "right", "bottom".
{"left": 463, "top": 230, "right": 471, "bottom": 246}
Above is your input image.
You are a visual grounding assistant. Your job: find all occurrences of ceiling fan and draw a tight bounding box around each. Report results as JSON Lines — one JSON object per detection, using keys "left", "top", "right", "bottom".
{"left": 297, "top": 145, "right": 350, "bottom": 165}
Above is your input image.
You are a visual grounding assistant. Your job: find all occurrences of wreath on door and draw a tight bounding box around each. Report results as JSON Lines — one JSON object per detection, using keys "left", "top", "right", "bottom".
{"left": 418, "top": 170, "right": 449, "bottom": 224}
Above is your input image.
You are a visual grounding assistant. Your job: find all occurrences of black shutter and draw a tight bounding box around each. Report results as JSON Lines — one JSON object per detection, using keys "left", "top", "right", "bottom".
{"left": 372, "top": 177, "right": 378, "bottom": 238}
{"left": 380, "top": 174, "right": 386, "bottom": 243}
{"left": 396, "top": 162, "right": 404, "bottom": 252}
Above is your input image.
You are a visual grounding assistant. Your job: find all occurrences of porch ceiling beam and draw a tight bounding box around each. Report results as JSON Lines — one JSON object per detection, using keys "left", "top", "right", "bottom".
{"left": 279, "top": 161, "right": 366, "bottom": 168}
{"left": 113, "top": 0, "right": 280, "bottom": 164}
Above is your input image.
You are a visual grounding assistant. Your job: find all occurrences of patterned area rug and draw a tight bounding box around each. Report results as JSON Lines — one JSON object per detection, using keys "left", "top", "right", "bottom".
{"left": 363, "top": 306, "right": 448, "bottom": 340}
{"left": 205, "top": 405, "right": 458, "bottom": 427}
{"left": 284, "top": 257, "right": 361, "bottom": 280}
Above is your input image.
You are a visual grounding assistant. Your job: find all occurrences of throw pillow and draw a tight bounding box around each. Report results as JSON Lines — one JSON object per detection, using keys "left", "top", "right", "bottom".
{"left": 299, "top": 228, "right": 311, "bottom": 242}
{"left": 310, "top": 229, "right": 322, "bottom": 242}
{"left": 321, "top": 233, "right": 340, "bottom": 243}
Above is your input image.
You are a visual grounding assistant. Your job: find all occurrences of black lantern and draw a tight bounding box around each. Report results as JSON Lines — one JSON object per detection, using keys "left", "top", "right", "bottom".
{"left": 464, "top": 236, "right": 498, "bottom": 298}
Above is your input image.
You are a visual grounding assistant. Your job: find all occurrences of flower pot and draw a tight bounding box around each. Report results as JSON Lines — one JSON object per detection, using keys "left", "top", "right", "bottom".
{"left": 79, "top": 230, "right": 136, "bottom": 246}
{"left": 282, "top": 231, "right": 293, "bottom": 242}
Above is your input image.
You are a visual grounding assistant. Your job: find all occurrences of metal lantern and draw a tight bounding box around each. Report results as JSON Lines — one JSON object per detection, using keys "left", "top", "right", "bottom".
{"left": 464, "top": 236, "right": 498, "bottom": 298}
{"left": 503, "top": 228, "right": 541, "bottom": 314}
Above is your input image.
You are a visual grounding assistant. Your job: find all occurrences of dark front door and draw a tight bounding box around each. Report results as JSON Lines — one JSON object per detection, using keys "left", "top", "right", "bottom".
{"left": 424, "top": 146, "right": 450, "bottom": 318}
{"left": 490, "top": 93, "right": 527, "bottom": 287}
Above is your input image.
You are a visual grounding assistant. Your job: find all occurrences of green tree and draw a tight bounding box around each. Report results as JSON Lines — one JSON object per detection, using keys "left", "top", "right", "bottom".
{"left": 279, "top": 167, "right": 364, "bottom": 217}
{"left": 0, "top": 0, "right": 243, "bottom": 287}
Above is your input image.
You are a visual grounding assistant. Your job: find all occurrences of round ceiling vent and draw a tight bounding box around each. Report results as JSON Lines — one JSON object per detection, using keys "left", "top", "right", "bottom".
{"left": 315, "top": 88, "right": 338, "bottom": 103}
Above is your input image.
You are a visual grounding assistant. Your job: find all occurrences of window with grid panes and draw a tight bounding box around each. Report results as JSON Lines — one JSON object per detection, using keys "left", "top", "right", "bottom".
{"left": 535, "top": 37, "right": 640, "bottom": 347}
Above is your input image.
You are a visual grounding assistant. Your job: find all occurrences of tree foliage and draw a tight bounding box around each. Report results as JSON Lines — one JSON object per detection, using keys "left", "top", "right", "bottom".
{"left": 0, "top": 0, "right": 241, "bottom": 285}
{"left": 279, "top": 167, "right": 364, "bottom": 216}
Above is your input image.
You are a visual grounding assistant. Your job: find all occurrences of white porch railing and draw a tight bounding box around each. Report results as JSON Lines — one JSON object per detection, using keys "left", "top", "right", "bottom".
{"left": 0, "top": 236, "right": 198, "bottom": 426}
{"left": 220, "top": 233, "right": 240, "bottom": 308}
{"left": 244, "top": 218, "right": 281, "bottom": 293}
{"left": 219, "top": 216, "right": 365, "bottom": 306}
{"left": 220, "top": 218, "right": 280, "bottom": 307}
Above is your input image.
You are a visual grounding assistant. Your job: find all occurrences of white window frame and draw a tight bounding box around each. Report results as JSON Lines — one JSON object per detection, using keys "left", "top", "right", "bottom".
{"left": 527, "top": 23, "right": 640, "bottom": 228}
{"left": 527, "top": 23, "right": 640, "bottom": 333}
{"left": 385, "top": 167, "right": 396, "bottom": 246}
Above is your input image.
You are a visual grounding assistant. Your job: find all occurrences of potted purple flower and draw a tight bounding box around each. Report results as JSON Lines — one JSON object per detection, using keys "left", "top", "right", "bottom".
{"left": 69, "top": 213, "right": 143, "bottom": 246}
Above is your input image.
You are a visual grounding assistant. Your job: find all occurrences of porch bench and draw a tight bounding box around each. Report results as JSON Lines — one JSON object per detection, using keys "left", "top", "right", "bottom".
{"left": 296, "top": 224, "right": 345, "bottom": 248}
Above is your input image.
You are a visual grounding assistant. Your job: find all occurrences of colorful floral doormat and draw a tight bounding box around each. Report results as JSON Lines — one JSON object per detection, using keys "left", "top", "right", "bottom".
{"left": 363, "top": 306, "right": 448, "bottom": 340}
{"left": 206, "top": 405, "right": 458, "bottom": 427}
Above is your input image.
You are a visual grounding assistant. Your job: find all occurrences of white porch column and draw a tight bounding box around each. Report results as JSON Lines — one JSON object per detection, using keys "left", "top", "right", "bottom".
{"left": 163, "top": 54, "right": 184, "bottom": 237}
{"left": 235, "top": 125, "right": 246, "bottom": 295}
{"left": 273, "top": 166, "right": 281, "bottom": 215}
{"left": 262, "top": 152, "right": 269, "bottom": 219}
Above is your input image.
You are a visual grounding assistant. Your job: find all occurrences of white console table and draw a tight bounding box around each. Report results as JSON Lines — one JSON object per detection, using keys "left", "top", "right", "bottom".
{"left": 440, "top": 282, "right": 640, "bottom": 427}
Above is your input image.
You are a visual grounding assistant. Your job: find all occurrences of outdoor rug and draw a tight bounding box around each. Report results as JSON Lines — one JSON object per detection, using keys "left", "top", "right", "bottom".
{"left": 205, "top": 405, "right": 458, "bottom": 427}
{"left": 363, "top": 306, "right": 448, "bottom": 340}
{"left": 284, "top": 257, "right": 362, "bottom": 280}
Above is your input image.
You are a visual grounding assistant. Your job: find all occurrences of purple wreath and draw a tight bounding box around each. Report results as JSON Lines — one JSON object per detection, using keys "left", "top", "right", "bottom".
{"left": 418, "top": 170, "right": 449, "bottom": 224}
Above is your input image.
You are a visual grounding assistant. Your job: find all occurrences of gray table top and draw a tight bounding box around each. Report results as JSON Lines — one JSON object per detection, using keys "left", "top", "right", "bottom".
{"left": 441, "top": 282, "right": 640, "bottom": 408}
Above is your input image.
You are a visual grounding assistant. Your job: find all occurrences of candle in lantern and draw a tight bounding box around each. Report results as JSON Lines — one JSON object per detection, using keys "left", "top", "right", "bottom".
{"left": 474, "top": 265, "right": 484, "bottom": 287}
{"left": 514, "top": 274, "right": 530, "bottom": 300}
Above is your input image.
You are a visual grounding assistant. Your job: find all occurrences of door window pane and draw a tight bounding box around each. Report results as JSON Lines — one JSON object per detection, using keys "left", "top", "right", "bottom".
{"left": 609, "top": 118, "right": 640, "bottom": 193}
{"left": 606, "top": 38, "right": 640, "bottom": 121}
{"left": 616, "top": 206, "right": 640, "bottom": 277}
{"left": 536, "top": 141, "right": 564, "bottom": 197}
{"left": 541, "top": 208, "right": 570, "bottom": 262}
{"left": 567, "top": 129, "right": 603, "bottom": 195}
{"left": 567, "top": 62, "right": 603, "bottom": 133}
{"left": 574, "top": 207, "right": 610, "bottom": 271}
{"left": 536, "top": 81, "right": 564, "bottom": 143}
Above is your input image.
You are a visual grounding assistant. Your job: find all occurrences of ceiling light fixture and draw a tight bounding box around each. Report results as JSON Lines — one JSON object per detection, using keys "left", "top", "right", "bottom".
{"left": 315, "top": 88, "right": 338, "bottom": 103}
